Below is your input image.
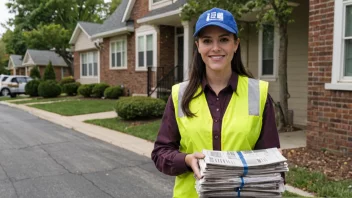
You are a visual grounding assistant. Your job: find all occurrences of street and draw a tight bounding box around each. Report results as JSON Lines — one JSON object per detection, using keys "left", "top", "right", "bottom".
{"left": 0, "top": 104, "right": 174, "bottom": 198}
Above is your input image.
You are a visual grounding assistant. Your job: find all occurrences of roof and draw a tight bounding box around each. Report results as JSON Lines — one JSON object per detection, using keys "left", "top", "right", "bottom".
{"left": 141, "top": 0, "right": 187, "bottom": 19}
{"left": 26, "top": 49, "right": 67, "bottom": 67}
{"left": 78, "top": 21, "right": 101, "bottom": 36}
{"left": 9, "top": 55, "right": 23, "bottom": 67}
{"left": 92, "top": 0, "right": 133, "bottom": 36}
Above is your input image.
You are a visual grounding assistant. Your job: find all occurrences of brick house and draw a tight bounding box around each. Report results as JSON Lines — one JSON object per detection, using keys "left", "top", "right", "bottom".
{"left": 308, "top": 0, "right": 352, "bottom": 155}
{"left": 22, "top": 49, "right": 70, "bottom": 81}
{"left": 70, "top": 0, "right": 309, "bottom": 127}
{"left": 7, "top": 55, "right": 24, "bottom": 75}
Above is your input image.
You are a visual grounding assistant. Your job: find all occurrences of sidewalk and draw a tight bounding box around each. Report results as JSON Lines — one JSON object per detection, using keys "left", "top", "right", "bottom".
{"left": 0, "top": 101, "right": 314, "bottom": 197}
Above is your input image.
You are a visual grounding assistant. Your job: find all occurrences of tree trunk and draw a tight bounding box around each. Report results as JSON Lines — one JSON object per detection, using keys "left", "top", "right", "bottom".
{"left": 278, "top": 22, "right": 289, "bottom": 127}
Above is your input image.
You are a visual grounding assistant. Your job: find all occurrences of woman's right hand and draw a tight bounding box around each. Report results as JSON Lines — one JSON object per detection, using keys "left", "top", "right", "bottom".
{"left": 185, "top": 152, "right": 205, "bottom": 180}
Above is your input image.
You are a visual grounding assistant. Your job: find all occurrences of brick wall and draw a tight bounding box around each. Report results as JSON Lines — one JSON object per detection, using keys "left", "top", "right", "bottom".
{"left": 73, "top": 51, "right": 80, "bottom": 81}
{"left": 38, "top": 65, "right": 65, "bottom": 82}
{"left": 308, "top": 0, "right": 352, "bottom": 155}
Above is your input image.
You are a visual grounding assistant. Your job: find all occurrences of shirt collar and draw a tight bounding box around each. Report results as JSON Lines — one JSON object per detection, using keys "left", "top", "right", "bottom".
{"left": 201, "top": 72, "right": 239, "bottom": 92}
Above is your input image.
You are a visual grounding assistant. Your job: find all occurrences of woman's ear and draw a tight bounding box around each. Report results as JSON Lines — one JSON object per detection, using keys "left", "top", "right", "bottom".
{"left": 234, "top": 38, "right": 240, "bottom": 53}
{"left": 195, "top": 41, "right": 199, "bottom": 49}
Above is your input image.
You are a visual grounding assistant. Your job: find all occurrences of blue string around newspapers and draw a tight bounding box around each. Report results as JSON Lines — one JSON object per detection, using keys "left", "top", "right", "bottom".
{"left": 236, "top": 152, "right": 248, "bottom": 197}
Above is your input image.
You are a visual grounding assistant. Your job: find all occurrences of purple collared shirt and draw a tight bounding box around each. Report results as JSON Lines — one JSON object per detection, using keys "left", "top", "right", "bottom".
{"left": 151, "top": 73, "right": 280, "bottom": 176}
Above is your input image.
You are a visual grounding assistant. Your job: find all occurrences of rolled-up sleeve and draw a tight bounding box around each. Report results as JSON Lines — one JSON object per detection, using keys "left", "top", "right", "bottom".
{"left": 151, "top": 96, "right": 190, "bottom": 176}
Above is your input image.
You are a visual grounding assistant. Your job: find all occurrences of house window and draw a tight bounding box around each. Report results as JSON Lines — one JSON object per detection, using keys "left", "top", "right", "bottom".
{"left": 326, "top": 0, "right": 352, "bottom": 90}
{"left": 344, "top": 4, "right": 352, "bottom": 77}
{"left": 258, "top": 25, "right": 278, "bottom": 80}
{"left": 81, "top": 51, "right": 98, "bottom": 77}
{"left": 110, "top": 38, "right": 127, "bottom": 69}
{"left": 149, "top": 0, "right": 173, "bottom": 10}
{"left": 136, "top": 31, "right": 156, "bottom": 70}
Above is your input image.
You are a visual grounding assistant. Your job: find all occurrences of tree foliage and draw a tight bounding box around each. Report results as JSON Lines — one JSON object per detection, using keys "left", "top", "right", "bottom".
{"left": 3, "top": 0, "right": 121, "bottom": 74}
{"left": 30, "top": 65, "right": 41, "bottom": 80}
{"left": 43, "top": 61, "right": 56, "bottom": 81}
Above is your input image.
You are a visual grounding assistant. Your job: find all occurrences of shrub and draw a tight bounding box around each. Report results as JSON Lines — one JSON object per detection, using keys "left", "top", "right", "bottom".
{"left": 77, "top": 84, "right": 96, "bottom": 97}
{"left": 30, "top": 66, "right": 41, "bottom": 80}
{"left": 25, "top": 79, "right": 41, "bottom": 97}
{"left": 59, "top": 76, "right": 75, "bottom": 87}
{"left": 43, "top": 61, "right": 56, "bottom": 81}
{"left": 92, "top": 83, "right": 110, "bottom": 98}
{"left": 63, "top": 82, "right": 81, "bottom": 96}
{"left": 38, "top": 80, "right": 61, "bottom": 98}
{"left": 104, "top": 85, "right": 123, "bottom": 99}
{"left": 115, "top": 96, "right": 166, "bottom": 120}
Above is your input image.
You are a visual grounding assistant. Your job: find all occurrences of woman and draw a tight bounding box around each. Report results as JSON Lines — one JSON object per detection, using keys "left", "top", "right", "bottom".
{"left": 151, "top": 7, "right": 280, "bottom": 198}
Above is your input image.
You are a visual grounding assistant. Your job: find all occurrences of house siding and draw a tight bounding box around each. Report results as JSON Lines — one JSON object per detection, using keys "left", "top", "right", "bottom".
{"left": 247, "top": 0, "right": 308, "bottom": 126}
{"left": 307, "top": 0, "right": 352, "bottom": 155}
{"left": 74, "top": 30, "right": 96, "bottom": 51}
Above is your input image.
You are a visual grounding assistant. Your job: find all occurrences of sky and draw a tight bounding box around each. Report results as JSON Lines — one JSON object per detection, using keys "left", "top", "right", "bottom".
{"left": 0, "top": 0, "right": 14, "bottom": 36}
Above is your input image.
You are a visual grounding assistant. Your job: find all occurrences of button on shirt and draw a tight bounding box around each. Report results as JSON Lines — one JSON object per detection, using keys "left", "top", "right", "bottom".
{"left": 151, "top": 73, "right": 280, "bottom": 176}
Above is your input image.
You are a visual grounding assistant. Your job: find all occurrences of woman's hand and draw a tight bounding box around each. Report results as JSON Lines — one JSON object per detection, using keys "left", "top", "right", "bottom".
{"left": 185, "top": 152, "right": 205, "bottom": 179}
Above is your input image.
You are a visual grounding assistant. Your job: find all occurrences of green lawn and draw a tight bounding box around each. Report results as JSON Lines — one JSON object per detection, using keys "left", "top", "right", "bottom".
{"left": 11, "top": 96, "right": 79, "bottom": 104}
{"left": 286, "top": 166, "right": 352, "bottom": 197}
{"left": 85, "top": 117, "right": 161, "bottom": 141}
{"left": 29, "top": 99, "right": 117, "bottom": 116}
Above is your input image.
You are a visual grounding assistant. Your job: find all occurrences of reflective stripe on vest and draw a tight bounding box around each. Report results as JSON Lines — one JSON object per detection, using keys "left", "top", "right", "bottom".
{"left": 171, "top": 75, "right": 268, "bottom": 198}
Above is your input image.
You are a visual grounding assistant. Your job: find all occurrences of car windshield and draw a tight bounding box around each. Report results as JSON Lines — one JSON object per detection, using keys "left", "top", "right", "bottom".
{"left": 2, "top": 77, "right": 8, "bottom": 82}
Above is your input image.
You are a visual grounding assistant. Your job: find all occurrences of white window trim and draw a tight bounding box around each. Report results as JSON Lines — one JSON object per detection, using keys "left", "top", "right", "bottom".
{"left": 80, "top": 51, "right": 100, "bottom": 79}
{"left": 325, "top": 0, "right": 352, "bottom": 91}
{"left": 258, "top": 25, "right": 279, "bottom": 81}
{"left": 61, "top": 67, "right": 64, "bottom": 79}
{"left": 109, "top": 36, "right": 128, "bottom": 70}
{"left": 149, "top": 0, "right": 174, "bottom": 11}
{"left": 135, "top": 27, "right": 157, "bottom": 71}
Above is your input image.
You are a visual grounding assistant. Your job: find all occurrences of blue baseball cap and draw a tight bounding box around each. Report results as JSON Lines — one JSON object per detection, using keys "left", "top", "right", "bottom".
{"left": 193, "top": 8, "right": 238, "bottom": 37}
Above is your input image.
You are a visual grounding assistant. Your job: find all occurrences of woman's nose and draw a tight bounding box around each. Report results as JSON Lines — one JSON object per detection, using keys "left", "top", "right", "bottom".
{"left": 211, "top": 41, "right": 221, "bottom": 52}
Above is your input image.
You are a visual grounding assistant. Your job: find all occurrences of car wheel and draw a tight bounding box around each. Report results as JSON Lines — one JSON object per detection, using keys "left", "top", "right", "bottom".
{"left": 1, "top": 88, "right": 10, "bottom": 97}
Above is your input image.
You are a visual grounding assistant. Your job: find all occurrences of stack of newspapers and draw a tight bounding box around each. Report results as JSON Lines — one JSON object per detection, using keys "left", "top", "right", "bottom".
{"left": 196, "top": 148, "right": 288, "bottom": 198}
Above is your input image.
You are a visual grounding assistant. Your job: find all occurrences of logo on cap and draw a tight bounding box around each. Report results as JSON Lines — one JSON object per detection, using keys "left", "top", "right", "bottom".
{"left": 206, "top": 12, "right": 224, "bottom": 22}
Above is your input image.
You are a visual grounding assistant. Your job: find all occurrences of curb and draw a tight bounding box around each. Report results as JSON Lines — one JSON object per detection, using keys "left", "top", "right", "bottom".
{"left": 0, "top": 101, "right": 315, "bottom": 197}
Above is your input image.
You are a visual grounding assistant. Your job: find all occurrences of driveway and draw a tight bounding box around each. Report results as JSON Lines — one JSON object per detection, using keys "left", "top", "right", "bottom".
{"left": 0, "top": 104, "right": 174, "bottom": 198}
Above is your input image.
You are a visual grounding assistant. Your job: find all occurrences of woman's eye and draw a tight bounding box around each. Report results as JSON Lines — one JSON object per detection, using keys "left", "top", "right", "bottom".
{"left": 220, "top": 38, "right": 229, "bottom": 43}
{"left": 202, "top": 39, "right": 212, "bottom": 44}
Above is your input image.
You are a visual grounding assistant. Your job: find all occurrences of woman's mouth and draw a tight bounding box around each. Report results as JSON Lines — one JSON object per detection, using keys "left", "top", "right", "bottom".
{"left": 209, "top": 55, "right": 225, "bottom": 61}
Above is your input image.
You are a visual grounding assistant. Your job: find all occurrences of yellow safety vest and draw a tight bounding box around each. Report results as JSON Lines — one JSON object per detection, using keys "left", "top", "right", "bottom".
{"left": 171, "top": 75, "right": 268, "bottom": 198}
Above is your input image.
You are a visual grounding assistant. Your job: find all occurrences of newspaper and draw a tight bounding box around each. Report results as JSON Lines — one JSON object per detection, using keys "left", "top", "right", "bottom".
{"left": 196, "top": 148, "right": 289, "bottom": 198}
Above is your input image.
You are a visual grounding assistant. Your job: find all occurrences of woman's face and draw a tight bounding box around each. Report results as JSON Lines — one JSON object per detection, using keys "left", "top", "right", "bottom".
{"left": 196, "top": 26, "right": 239, "bottom": 73}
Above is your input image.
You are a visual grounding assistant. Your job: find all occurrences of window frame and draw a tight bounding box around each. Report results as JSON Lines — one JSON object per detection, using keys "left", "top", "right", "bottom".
{"left": 110, "top": 36, "right": 128, "bottom": 70}
{"left": 149, "top": 0, "right": 173, "bottom": 11}
{"left": 80, "top": 51, "right": 99, "bottom": 78}
{"left": 326, "top": 0, "right": 352, "bottom": 90}
{"left": 135, "top": 29, "right": 157, "bottom": 71}
{"left": 258, "top": 24, "right": 279, "bottom": 81}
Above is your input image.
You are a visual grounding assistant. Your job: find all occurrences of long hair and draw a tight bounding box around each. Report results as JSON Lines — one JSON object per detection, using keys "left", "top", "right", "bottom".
{"left": 181, "top": 35, "right": 254, "bottom": 117}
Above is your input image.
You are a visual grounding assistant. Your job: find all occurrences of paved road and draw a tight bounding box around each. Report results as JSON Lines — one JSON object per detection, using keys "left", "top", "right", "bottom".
{"left": 0, "top": 104, "right": 174, "bottom": 198}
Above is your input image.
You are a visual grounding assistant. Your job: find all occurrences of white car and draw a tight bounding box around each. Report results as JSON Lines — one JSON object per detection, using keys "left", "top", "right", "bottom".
{"left": 0, "top": 75, "right": 32, "bottom": 97}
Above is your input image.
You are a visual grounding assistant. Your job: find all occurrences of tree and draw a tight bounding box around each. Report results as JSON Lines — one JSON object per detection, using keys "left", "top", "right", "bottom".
{"left": 0, "top": 38, "right": 9, "bottom": 75}
{"left": 30, "top": 65, "right": 41, "bottom": 80}
{"left": 181, "top": 0, "right": 294, "bottom": 130}
{"left": 3, "top": 0, "right": 117, "bottom": 74}
{"left": 43, "top": 61, "right": 56, "bottom": 81}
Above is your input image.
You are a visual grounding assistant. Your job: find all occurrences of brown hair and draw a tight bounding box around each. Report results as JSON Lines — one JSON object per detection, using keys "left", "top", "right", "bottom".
{"left": 181, "top": 35, "right": 254, "bottom": 117}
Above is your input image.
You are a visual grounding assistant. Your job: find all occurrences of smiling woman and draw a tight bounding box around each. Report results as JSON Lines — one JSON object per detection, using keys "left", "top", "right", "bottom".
{"left": 151, "top": 7, "right": 282, "bottom": 198}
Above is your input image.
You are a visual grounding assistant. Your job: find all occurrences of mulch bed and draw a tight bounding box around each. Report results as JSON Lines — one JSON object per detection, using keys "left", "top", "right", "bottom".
{"left": 282, "top": 147, "right": 352, "bottom": 181}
